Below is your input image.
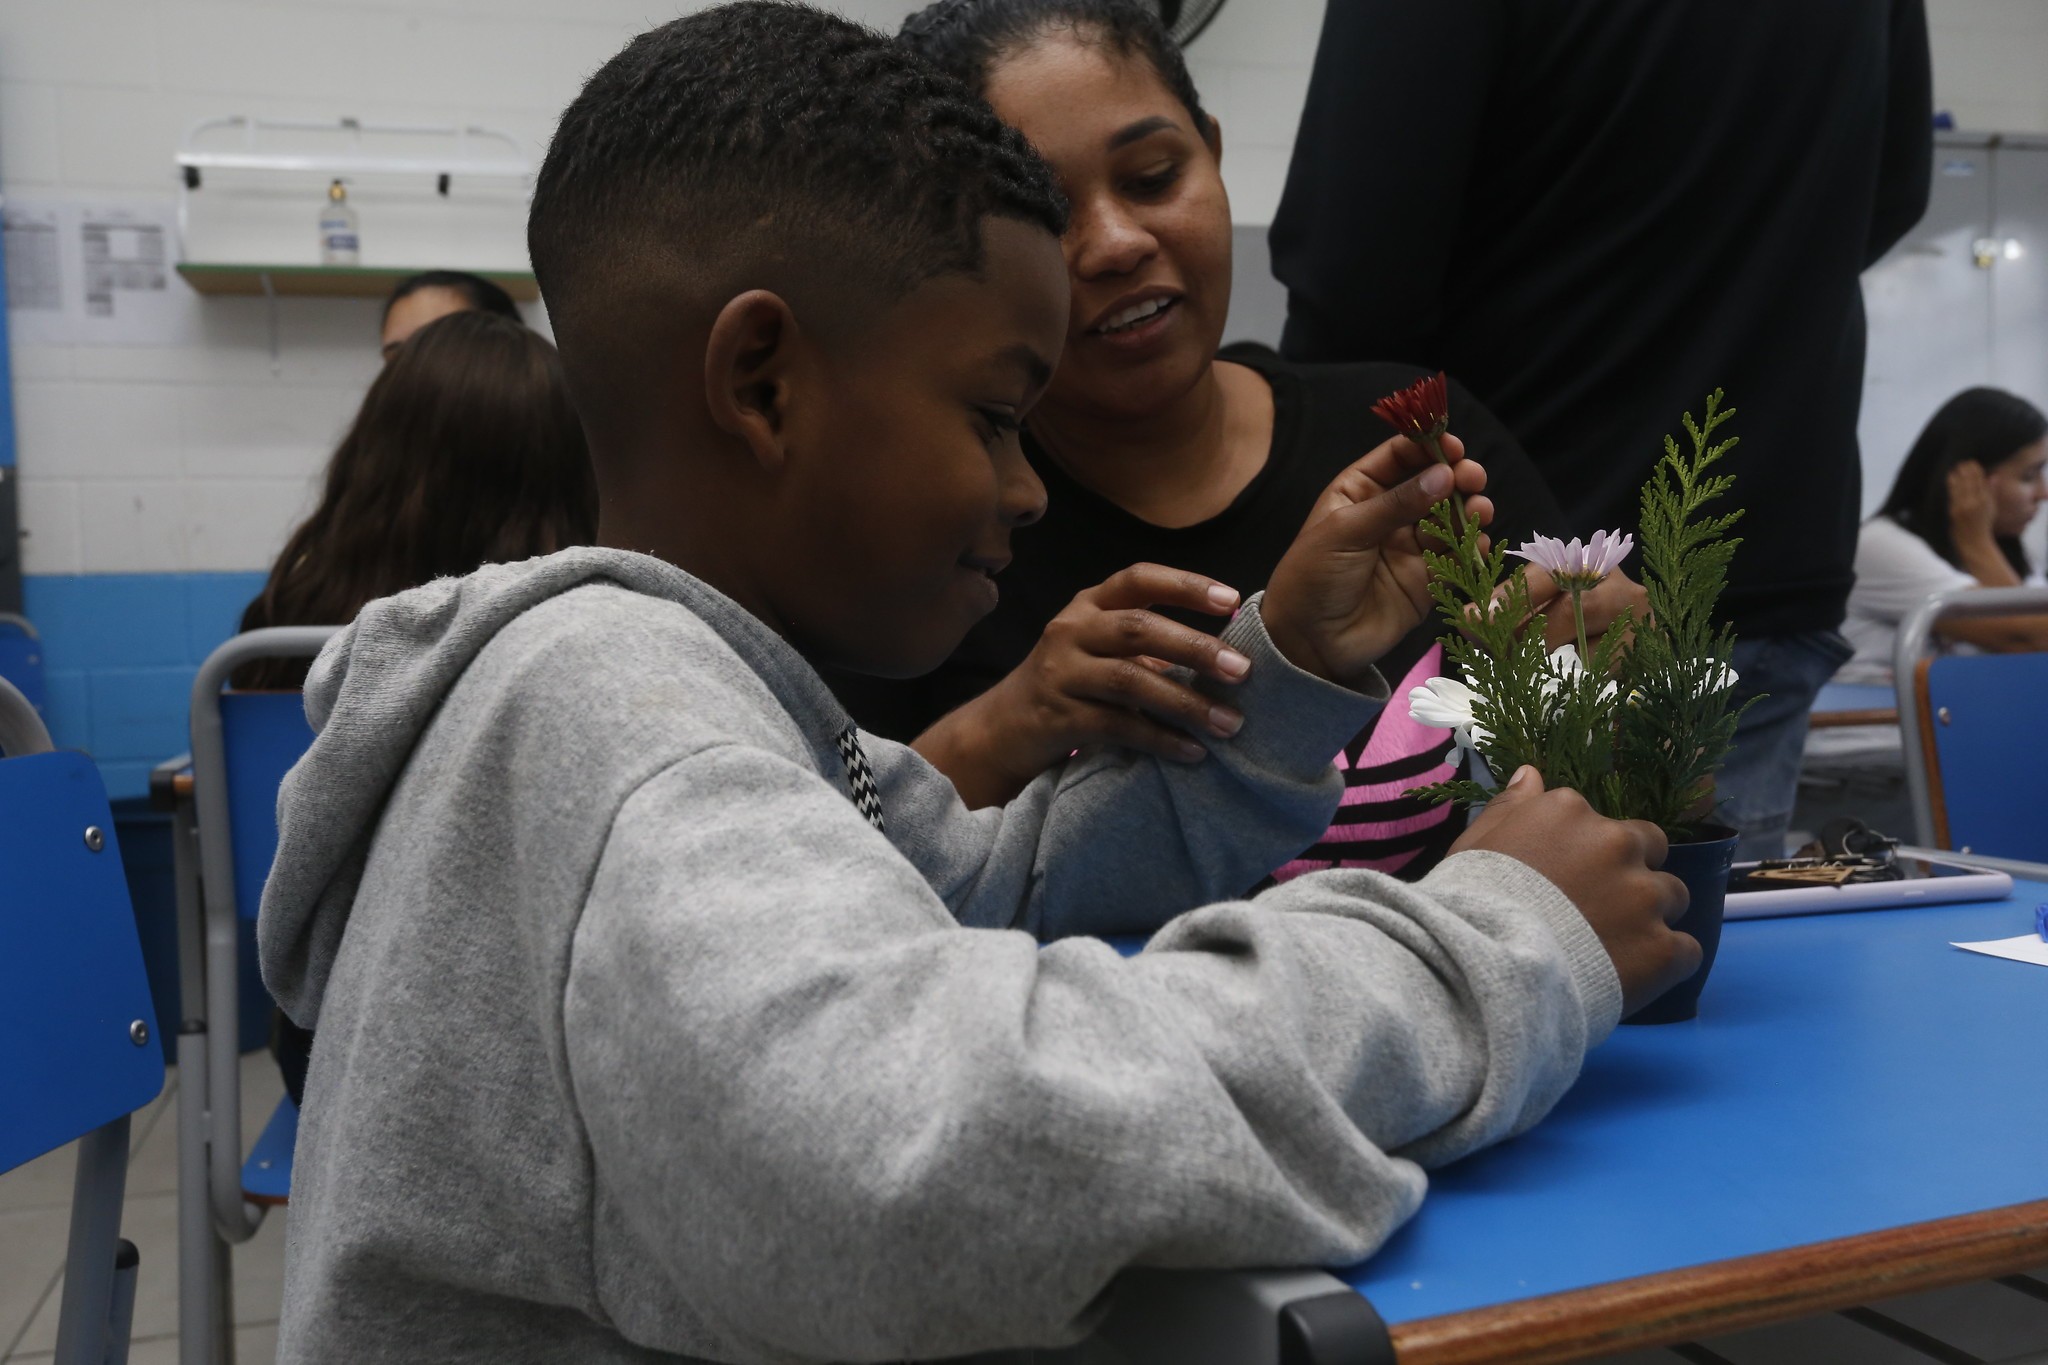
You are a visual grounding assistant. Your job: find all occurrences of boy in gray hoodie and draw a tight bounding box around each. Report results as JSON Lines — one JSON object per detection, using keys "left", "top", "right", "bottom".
{"left": 259, "top": 6, "right": 1700, "bottom": 1362}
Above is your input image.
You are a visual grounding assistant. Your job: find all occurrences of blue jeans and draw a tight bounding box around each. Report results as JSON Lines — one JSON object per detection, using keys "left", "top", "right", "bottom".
{"left": 1715, "top": 630, "right": 1855, "bottom": 861}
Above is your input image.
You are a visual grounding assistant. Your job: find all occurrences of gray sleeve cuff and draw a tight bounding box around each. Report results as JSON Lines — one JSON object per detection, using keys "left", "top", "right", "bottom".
{"left": 1208, "top": 592, "right": 1389, "bottom": 783}
{"left": 1426, "top": 849, "right": 1625, "bottom": 1043}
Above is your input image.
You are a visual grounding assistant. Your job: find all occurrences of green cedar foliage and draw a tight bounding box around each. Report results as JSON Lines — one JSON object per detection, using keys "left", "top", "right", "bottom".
{"left": 1414, "top": 391, "right": 1758, "bottom": 838}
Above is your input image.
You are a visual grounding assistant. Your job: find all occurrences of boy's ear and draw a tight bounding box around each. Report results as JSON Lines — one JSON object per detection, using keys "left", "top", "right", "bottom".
{"left": 704, "top": 290, "right": 803, "bottom": 472}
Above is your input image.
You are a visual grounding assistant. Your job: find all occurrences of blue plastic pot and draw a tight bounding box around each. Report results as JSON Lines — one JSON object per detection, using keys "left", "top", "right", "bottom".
{"left": 1622, "top": 823, "right": 1739, "bottom": 1025}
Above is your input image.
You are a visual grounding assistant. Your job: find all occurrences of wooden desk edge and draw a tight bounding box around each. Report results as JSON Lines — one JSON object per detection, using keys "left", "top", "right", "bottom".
{"left": 1808, "top": 708, "right": 1900, "bottom": 729}
{"left": 1385, "top": 1198, "right": 2048, "bottom": 1365}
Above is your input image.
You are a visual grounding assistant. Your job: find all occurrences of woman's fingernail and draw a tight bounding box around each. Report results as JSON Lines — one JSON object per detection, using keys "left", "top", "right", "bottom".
{"left": 1176, "top": 739, "right": 1208, "bottom": 762}
{"left": 1206, "top": 584, "right": 1241, "bottom": 610}
{"left": 1208, "top": 706, "right": 1244, "bottom": 738}
{"left": 1216, "top": 648, "right": 1251, "bottom": 679}
{"left": 1422, "top": 464, "right": 1453, "bottom": 497}
{"left": 1508, "top": 765, "right": 1537, "bottom": 788}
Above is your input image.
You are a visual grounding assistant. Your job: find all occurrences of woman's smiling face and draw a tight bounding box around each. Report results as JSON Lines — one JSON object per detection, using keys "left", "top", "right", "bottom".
{"left": 981, "top": 30, "right": 1231, "bottom": 424}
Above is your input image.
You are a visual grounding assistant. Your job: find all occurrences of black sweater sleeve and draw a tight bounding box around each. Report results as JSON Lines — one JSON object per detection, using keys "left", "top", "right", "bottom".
{"left": 1270, "top": 0, "right": 1508, "bottom": 364}
{"left": 1865, "top": 0, "right": 1933, "bottom": 267}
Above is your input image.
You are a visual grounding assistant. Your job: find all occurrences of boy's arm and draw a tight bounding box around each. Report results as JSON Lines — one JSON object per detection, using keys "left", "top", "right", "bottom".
{"left": 564, "top": 749, "right": 1623, "bottom": 1364}
{"left": 868, "top": 591, "right": 1384, "bottom": 938}
{"left": 886, "top": 443, "right": 1479, "bottom": 939}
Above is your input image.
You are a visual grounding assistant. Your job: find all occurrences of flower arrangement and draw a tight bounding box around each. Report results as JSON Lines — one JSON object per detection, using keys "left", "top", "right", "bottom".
{"left": 1395, "top": 378, "right": 1755, "bottom": 840}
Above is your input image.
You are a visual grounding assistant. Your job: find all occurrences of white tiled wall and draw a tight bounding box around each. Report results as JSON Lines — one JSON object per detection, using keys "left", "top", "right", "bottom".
{"left": 0, "top": 0, "right": 932, "bottom": 580}
{"left": 1, "top": 0, "right": 2043, "bottom": 580}
{"left": 1928, "top": 0, "right": 2048, "bottom": 133}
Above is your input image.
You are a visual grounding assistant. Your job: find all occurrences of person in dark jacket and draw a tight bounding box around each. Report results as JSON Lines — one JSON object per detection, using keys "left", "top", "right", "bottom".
{"left": 1270, "top": 0, "right": 1933, "bottom": 859}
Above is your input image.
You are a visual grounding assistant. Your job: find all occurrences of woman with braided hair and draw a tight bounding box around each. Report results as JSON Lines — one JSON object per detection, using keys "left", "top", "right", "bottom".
{"left": 831, "top": 0, "right": 1644, "bottom": 881}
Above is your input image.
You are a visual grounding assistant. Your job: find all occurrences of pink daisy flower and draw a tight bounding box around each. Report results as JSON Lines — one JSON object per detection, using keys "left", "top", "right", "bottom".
{"left": 1508, "top": 530, "right": 1634, "bottom": 592}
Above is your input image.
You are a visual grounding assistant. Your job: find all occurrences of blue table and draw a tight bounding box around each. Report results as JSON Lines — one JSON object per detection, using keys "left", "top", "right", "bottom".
{"left": 1810, "top": 680, "right": 1898, "bottom": 729}
{"left": 1089, "top": 884, "right": 2048, "bottom": 1365}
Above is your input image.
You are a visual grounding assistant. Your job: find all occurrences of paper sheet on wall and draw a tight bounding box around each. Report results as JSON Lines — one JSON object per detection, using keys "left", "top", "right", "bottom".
{"left": 1951, "top": 935, "right": 2048, "bottom": 968}
{"left": 3, "top": 196, "right": 201, "bottom": 346}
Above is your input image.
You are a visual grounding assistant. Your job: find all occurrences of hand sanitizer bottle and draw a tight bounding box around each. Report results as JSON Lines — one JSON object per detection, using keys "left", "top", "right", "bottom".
{"left": 319, "top": 180, "right": 360, "bottom": 265}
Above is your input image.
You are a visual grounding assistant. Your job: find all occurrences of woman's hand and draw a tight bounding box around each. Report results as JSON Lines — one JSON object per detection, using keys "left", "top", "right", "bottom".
{"left": 1949, "top": 460, "right": 1998, "bottom": 545}
{"left": 911, "top": 564, "right": 1250, "bottom": 809}
{"left": 1517, "top": 565, "right": 1651, "bottom": 653}
{"left": 1262, "top": 434, "right": 1492, "bottom": 689}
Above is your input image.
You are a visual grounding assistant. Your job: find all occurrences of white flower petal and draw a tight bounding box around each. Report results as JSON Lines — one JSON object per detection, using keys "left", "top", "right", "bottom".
{"left": 1692, "top": 663, "right": 1740, "bottom": 697}
{"left": 1407, "top": 676, "right": 1477, "bottom": 729}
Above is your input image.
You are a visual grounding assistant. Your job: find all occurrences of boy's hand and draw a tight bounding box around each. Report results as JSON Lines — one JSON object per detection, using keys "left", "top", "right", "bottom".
{"left": 913, "top": 564, "right": 1246, "bottom": 808}
{"left": 1450, "top": 767, "right": 1700, "bottom": 1017}
{"left": 1947, "top": 460, "right": 1997, "bottom": 545}
{"left": 1262, "top": 434, "right": 1491, "bottom": 689}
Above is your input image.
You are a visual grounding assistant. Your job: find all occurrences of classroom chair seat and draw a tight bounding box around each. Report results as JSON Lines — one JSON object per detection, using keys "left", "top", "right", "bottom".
{"left": 241, "top": 1095, "right": 299, "bottom": 1206}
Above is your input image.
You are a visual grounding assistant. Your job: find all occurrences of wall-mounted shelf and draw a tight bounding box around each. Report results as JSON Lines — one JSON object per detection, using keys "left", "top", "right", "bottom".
{"left": 177, "top": 116, "right": 532, "bottom": 197}
{"left": 176, "top": 263, "right": 537, "bottom": 301}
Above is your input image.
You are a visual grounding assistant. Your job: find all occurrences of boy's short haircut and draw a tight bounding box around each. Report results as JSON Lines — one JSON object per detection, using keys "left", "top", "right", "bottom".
{"left": 528, "top": 1, "right": 1069, "bottom": 356}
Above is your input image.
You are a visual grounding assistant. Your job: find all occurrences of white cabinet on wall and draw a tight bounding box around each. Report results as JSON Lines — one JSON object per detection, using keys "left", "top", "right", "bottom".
{"left": 1860, "top": 132, "right": 2048, "bottom": 564}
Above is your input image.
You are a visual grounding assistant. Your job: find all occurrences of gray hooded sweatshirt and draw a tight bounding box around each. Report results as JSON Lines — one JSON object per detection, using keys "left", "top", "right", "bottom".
{"left": 259, "top": 547, "right": 1620, "bottom": 1365}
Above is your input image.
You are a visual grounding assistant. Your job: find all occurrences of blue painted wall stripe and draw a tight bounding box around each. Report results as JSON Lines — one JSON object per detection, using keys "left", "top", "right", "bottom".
{"left": 23, "top": 571, "right": 269, "bottom": 799}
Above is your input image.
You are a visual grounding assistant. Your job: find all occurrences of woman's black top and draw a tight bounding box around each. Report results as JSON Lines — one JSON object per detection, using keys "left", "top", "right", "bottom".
{"left": 827, "top": 346, "right": 1569, "bottom": 880}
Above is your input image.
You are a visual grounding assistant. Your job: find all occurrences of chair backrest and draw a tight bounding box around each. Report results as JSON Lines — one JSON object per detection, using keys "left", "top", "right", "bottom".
{"left": 0, "top": 612, "right": 44, "bottom": 713}
{"left": 181, "top": 627, "right": 340, "bottom": 1263}
{"left": 1912, "top": 651, "right": 2048, "bottom": 859}
{"left": 1896, "top": 585, "right": 2048, "bottom": 856}
{"left": 190, "top": 627, "right": 342, "bottom": 932}
{"left": 0, "top": 678, "right": 163, "bottom": 1174}
{"left": 219, "top": 692, "right": 318, "bottom": 923}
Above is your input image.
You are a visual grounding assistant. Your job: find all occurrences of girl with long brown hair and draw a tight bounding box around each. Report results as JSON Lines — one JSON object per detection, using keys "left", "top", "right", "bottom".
{"left": 239, "top": 309, "right": 596, "bottom": 688}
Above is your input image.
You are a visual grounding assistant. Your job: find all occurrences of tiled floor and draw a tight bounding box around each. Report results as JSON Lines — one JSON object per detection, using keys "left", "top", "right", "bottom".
{"left": 1, "top": 1053, "right": 288, "bottom": 1365}
{"left": 6, "top": 1052, "right": 2048, "bottom": 1364}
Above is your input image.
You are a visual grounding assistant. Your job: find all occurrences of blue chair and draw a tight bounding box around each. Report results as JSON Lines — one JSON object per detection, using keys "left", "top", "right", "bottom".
{"left": 1, "top": 675, "right": 164, "bottom": 1365}
{"left": 1896, "top": 586, "right": 2048, "bottom": 862}
{"left": 0, "top": 611, "right": 45, "bottom": 713}
{"left": 171, "top": 626, "right": 337, "bottom": 1365}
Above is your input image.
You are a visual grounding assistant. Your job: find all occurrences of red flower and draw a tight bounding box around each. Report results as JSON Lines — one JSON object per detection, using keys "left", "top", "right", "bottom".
{"left": 1371, "top": 371, "right": 1450, "bottom": 441}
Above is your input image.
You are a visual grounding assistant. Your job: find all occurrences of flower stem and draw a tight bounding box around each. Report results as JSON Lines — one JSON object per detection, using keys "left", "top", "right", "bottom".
{"left": 1422, "top": 431, "right": 1466, "bottom": 536}
{"left": 1570, "top": 586, "right": 1590, "bottom": 664}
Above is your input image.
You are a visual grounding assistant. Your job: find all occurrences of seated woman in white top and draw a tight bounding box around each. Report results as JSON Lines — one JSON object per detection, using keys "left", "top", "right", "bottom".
{"left": 1839, "top": 386, "right": 2048, "bottom": 688}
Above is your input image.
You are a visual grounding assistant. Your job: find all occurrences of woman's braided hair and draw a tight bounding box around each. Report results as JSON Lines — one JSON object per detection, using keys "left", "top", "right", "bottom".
{"left": 899, "top": 0, "right": 1207, "bottom": 129}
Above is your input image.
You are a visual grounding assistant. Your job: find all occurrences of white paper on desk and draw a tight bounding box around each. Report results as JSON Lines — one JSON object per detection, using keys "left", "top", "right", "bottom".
{"left": 1952, "top": 935, "right": 2048, "bottom": 968}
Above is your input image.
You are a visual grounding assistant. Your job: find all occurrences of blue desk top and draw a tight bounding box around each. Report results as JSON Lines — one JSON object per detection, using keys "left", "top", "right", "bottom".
{"left": 1345, "top": 884, "right": 2048, "bottom": 1324}
{"left": 1813, "top": 681, "right": 1896, "bottom": 714}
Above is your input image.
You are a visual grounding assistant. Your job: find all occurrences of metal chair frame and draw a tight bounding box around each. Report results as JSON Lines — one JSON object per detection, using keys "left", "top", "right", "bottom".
{"left": 173, "top": 626, "right": 339, "bottom": 1365}
{"left": 1894, "top": 585, "right": 2048, "bottom": 876}
{"left": 1, "top": 674, "right": 150, "bottom": 1365}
